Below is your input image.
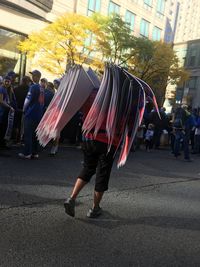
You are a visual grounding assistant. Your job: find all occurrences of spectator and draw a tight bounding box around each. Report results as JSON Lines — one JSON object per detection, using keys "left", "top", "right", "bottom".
{"left": 53, "top": 79, "right": 60, "bottom": 91}
{"left": 0, "top": 76, "right": 16, "bottom": 149}
{"left": 18, "top": 70, "right": 43, "bottom": 159}
{"left": 193, "top": 109, "right": 200, "bottom": 154}
{"left": 40, "top": 78, "right": 48, "bottom": 90}
{"left": 13, "top": 76, "right": 31, "bottom": 143}
{"left": 148, "top": 107, "right": 165, "bottom": 149}
{"left": 0, "top": 76, "right": 3, "bottom": 86}
{"left": 173, "top": 105, "right": 195, "bottom": 161}
{"left": 7, "top": 71, "right": 17, "bottom": 87}
{"left": 145, "top": 123, "right": 154, "bottom": 151}
{"left": 44, "top": 82, "right": 55, "bottom": 112}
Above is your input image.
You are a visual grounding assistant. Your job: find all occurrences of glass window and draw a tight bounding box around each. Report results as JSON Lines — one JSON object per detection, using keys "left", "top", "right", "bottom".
{"left": 188, "top": 77, "right": 196, "bottom": 89}
{"left": 85, "top": 32, "right": 93, "bottom": 47}
{"left": 108, "top": 1, "right": 120, "bottom": 15}
{"left": 185, "top": 44, "right": 199, "bottom": 67}
{"left": 87, "top": 0, "right": 101, "bottom": 16}
{"left": 0, "top": 28, "right": 26, "bottom": 78}
{"left": 125, "top": 11, "right": 135, "bottom": 31}
{"left": 152, "top": 26, "right": 161, "bottom": 41}
{"left": 144, "top": 0, "right": 152, "bottom": 6}
{"left": 157, "top": 0, "right": 165, "bottom": 15}
{"left": 188, "top": 48, "right": 197, "bottom": 67}
{"left": 140, "top": 19, "right": 150, "bottom": 37}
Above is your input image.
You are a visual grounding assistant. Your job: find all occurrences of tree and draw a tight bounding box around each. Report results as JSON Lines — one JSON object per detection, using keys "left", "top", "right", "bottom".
{"left": 18, "top": 13, "right": 101, "bottom": 76}
{"left": 127, "top": 38, "right": 189, "bottom": 105}
{"left": 92, "top": 13, "right": 136, "bottom": 64}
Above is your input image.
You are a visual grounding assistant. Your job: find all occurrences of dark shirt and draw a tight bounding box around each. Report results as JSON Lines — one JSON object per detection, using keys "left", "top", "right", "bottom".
{"left": 0, "top": 86, "right": 9, "bottom": 123}
{"left": 14, "top": 84, "right": 29, "bottom": 110}
{"left": 0, "top": 86, "right": 17, "bottom": 123}
{"left": 44, "top": 89, "right": 54, "bottom": 111}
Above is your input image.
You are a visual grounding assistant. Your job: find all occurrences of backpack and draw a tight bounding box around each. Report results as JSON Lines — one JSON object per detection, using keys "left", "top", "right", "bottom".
{"left": 173, "top": 108, "right": 187, "bottom": 128}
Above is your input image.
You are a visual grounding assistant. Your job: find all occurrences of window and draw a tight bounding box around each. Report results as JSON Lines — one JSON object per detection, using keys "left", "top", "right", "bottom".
{"left": 108, "top": 1, "right": 120, "bottom": 15}
{"left": 0, "top": 28, "right": 26, "bottom": 78}
{"left": 84, "top": 31, "right": 96, "bottom": 58}
{"left": 188, "top": 48, "right": 197, "bottom": 67}
{"left": 87, "top": 0, "right": 101, "bottom": 16}
{"left": 152, "top": 26, "right": 161, "bottom": 41}
{"left": 125, "top": 11, "right": 135, "bottom": 31}
{"left": 187, "top": 77, "right": 196, "bottom": 89}
{"left": 157, "top": 0, "right": 165, "bottom": 15}
{"left": 85, "top": 31, "right": 93, "bottom": 47}
{"left": 144, "top": 0, "right": 152, "bottom": 6}
{"left": 140, "top": 19, "right": 150, "bottom": 37}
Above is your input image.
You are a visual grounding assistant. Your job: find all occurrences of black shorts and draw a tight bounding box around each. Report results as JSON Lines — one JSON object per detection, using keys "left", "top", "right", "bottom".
{"left": 78, "top": 141, "right": 115, "bottom": 192}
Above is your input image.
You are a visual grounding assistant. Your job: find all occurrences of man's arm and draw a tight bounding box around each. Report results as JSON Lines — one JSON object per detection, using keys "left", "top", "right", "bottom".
{"left": 0, "top": 92, "right": 14, "bottom": 111}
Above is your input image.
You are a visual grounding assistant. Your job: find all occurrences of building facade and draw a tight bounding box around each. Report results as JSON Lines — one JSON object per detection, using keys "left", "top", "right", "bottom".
{"left": 164, "top": 0, "right": 179, "bottom": 43}
{"left": 176, "top": 40, "right": 200, "bottom": 108}
{"left": 0, "top": 0, "right": 179, "bottom": 79}
{"left": 165, "top": 0, "right": 200, "bottom": 108}
{"left": 0, "top": 0, "right": 72, "bottom": 78}
{"left": 76, "top": 0, "right": 178, "bottom": 42}
{"left": 174, "top": 0, "right": 200, "bottom": 43}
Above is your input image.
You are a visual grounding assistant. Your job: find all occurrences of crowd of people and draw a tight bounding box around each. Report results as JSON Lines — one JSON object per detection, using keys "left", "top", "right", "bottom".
{"left": 0, "top": 70, "right": 200, "bottom": 163}
{"left": 133, "top": 104, "right": 200, "bottom": 162}
{"left": 0, "top": 69, "right": 83, "bottom": 158}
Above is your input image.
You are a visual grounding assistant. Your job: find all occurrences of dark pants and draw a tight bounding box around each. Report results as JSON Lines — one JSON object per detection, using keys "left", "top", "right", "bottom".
{"left": 170, "top": 133, "right": 175, "bottom": 153}
{"left": 174, "top": 129, "right": 190, "bottom": 159}
{"left": 23, "top": 118, "right": 39, "bottom": 156}
{"left": 78, "top": 141, "right": 115, "bottom": 192}
{"left": 145, "top": 139, "right": 153, "bottom": 150}
{"left": 0, "top": 110, "right": 9, "bottom": 148}
{"left": 193, "top": 135, "right": 200, "bottom": 153}
{"left": 153, "top": 128, "right": 162, "bottom": 148}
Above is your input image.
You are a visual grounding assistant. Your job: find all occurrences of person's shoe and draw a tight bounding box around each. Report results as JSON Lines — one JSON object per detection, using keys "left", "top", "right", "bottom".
{"left": 50, "top": 145, "right": 58, "bottom": 156}
{"left": 32, "top": 154, "right": 39, "bottom": 159}
{"left": 18, "top": 153, "right": 32, "bottom": 159}
{"left": 64, "top": 197, "right": 75, "bottom": 217}
{"left": 87, "top": 206, "right": 102, "bottom": 218}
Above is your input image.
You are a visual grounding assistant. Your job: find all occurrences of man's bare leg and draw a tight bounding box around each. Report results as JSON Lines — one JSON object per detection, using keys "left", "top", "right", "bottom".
{"left": 70, "top": 178, "right": 87, "bottom": 200}
{"left": 64, "top": 178, "right": 87, "bottom": 217}
{"left": 86, "top": 191, "right": 104, "bottom": 218}
{"left": 93, "top": 191, "right": 104, "bottom": 208}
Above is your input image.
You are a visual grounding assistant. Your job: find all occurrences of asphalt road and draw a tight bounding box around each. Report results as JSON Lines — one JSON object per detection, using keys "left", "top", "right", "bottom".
{"left": 0, "top": 145, "right": 200, "bottom": 267}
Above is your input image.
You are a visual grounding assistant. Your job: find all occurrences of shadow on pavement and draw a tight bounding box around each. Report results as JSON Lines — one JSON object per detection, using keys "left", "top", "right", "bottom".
{"left": 78, "top": 212, "right": 200, "bottom": 232}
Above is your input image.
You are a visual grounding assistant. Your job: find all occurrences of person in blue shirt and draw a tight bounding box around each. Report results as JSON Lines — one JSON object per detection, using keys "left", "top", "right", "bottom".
{"left": 173, "top": 105, "right": 195, "bottom": 161}
{"left": 0, "top": 76, "right": 16, "bottom": 149}
{"left": 18, "top": 70, "right": 44, "bottom": 159}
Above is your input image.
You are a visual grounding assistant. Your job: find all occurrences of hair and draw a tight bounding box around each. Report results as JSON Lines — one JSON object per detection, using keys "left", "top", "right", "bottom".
{"left": 22, "top": 76, "right": 31, "bottom": 84}
{"left": 41, "top": 78, "right": 48, "bottom": 83}
{"left": 47, "top": 82, "right": 54, "bottom": 90}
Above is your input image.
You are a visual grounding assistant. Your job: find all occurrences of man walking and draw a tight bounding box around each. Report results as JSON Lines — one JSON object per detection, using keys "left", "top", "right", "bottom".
{"left": 63, "top": 79, "right": 114, "bottom": 217}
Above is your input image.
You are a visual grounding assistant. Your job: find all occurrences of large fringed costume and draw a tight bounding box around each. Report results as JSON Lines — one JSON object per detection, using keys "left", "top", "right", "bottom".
{"left": 36, "top": 65, "right": 100, "bottom": 146}
{"left": 36, "top": 64, "right": 159, "bottom": 167}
